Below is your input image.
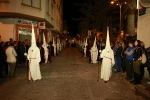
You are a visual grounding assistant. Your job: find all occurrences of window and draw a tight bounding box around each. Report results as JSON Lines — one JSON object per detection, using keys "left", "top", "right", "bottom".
{"left": 46, "top": 0, "right": 50, "bottom": 15}
{"left": 22, "top": 0, "right": 31, "bottom": 5}
{"left": 51, "top": 3, "right": 54, "bottom": 19}
{"left": 22, "top": 0, "right": 41, "bottom": 9}
{"left": 32, "top": 0, "right": 41, "bottom": 8}
{"left": 0, "top": 0, "right": 9, "bottom": 3}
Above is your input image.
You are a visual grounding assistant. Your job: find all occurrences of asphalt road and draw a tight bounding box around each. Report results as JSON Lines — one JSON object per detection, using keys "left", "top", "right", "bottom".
{"left": 0, "top": 47, "right": 150, "bottom": 100}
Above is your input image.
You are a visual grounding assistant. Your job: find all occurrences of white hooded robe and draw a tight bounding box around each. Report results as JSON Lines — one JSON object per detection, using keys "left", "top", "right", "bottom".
{"left": 84, "top": 38, "right": 88, "bottom": 57}
{"left": 27, "top": 47, "right": 42, "bottom": 81}
{"left": 42, "top": 33, "right": 49, "bottom": 63}
{"left": 27, "top": 24, "right": 42, "bottom": 81}
{"left": 90, "top": 37, "right": 98, "bottom": 63}
{"left": 100, "top": 27, "right": 115, "bottom": 81}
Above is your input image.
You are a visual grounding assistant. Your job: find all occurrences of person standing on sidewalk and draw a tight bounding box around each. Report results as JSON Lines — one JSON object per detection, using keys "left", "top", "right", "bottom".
{"left": 116, "top": 42, "right": 123, "bottom": 72}
{"left": 121, "top": 40, "right": 128, "bottom": 75}
{"left": 5, "top": 43, "right": 17, "bottom": 79}
{"left": 124, "top": 41, "right": 134, "bottom": 80}
{"left": 0, "top": 42, "right": 5, "bottom": 78}
{"left": 140, "top": 41, "right": 146, "bottom": 80}
{"left": 131, "top": 40, "right": 142, "bottom": 84}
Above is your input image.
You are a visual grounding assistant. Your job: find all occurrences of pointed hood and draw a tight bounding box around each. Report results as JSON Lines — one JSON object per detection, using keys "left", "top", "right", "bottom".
{"left": 84, "top": 38, "right": 88, "bottom": 46}
{"left": 53, "top": 37, "right": 55, "bottom": 44}
{"left": 42, "top": 33, "right": 47, "bottom": 48}
{"left": 105, "top": 27, "right": 111, "bottom": 51}
{"left": 31, "top": 24, "right": 37, "bottom": 48}
{"left": 43, "top": 33, "right": 46, "bottom": 44}
{"left": 91, "top": 37, "right": 97, "bottom": 50}
{"left": 57, "top": 38, "right": 60, "bottom": 44}
{"left": 93, "top": 37, "right": 97, "bottom": 48}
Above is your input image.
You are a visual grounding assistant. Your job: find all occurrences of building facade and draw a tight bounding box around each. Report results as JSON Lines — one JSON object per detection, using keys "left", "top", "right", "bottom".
{"left": 0, "top": 0, "right": 63, "bottom": 43}
{"left": 137, "top": 0, "right": 150, "bottom": 48}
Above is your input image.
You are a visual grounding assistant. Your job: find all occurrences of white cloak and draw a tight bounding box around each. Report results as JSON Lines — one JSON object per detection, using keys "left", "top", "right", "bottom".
{"left": 90, "top": 49, "right": 98, "bottom": 63}
{"left": 42, "top": 45, "right": 49, "bottom": 63}
{"left": 53, "top": 44, "right": 57, "bottom": 56}
{"left": 100, "top": 49, "right": 115, "bottom": 81}
{"left": 84, "top": 46, "right": 87, "bottom": 57}
{"left": 27, "top": 47, "right": 42, "bottom": 81}
{"left": 57, "top": 44, "right": 60, "bottom": 53}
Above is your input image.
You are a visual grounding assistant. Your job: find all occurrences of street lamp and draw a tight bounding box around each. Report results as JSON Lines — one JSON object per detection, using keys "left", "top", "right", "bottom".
{"left": 111, "top": 0, "right": 127, "bottom": 36}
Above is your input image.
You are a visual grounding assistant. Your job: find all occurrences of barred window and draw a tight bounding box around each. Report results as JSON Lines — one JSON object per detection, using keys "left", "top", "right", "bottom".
{"left": 22, "top": 0, "right": 41, "bottom": 9}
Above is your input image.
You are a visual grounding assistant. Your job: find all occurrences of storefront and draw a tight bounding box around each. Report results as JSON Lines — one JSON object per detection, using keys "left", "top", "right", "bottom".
{"left": 16, "top": 24, "right": 38, "bottom": 44}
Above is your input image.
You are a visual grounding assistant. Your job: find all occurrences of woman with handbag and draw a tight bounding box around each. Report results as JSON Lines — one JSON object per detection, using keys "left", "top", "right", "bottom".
{"left": 131, "top": 40, "right": 142, "bottom": 84}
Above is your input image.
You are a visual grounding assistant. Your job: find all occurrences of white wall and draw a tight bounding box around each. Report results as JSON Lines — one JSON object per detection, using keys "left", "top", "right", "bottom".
{"left": 137, "top": 8, "right": 150, "bottom": 48}
{"left": 137, "top": 8, "right": 150, "bottom": 78}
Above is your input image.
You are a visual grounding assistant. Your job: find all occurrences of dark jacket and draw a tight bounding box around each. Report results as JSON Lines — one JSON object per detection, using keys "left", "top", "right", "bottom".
{"left": 121, "top": 46, "right": 128, "bottom": 59}
{"left": 134, "top": 47, "right": 142, "bottom": 61}
{"left": 116, "top": 46, "right": 123, "bottom": 57}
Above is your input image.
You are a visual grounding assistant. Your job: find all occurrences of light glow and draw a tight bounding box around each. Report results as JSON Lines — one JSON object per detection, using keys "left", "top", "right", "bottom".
{"left": 111, "top": 1, "right": 114, "bottom": 4}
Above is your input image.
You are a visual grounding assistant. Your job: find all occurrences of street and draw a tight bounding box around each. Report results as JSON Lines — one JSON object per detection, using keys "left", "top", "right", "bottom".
{"left": 0, "top": 47, "right": 150, "bottom": 100}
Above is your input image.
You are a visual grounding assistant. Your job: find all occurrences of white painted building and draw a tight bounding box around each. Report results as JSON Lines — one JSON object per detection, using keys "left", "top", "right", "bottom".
{"left": 137, "top": 0, "right": 150, "bottom": 78}
{"left": 137, "top": 0, "right": 150, "bottom": 48}
{"left": 0, "top": 0, "right": 63, "bottom": 43}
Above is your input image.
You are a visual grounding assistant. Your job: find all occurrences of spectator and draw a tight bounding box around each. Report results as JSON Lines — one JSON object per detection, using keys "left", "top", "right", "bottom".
{"left": 5, "top": 43, "right": 17, "bottom": 79}
{"left": 20, "top": 42, "right": 26, "bottom": 63}
{"left": 140, "top": 41, "right": 146, "bottom": 80}
{"left": 3, "top": 42, "right": 9, "bottom": 76}
{"left": 132, "top": 40, "right": 142, "bottom": 84}
{"left": 9, "top": 38, "right": 13, "bottom": 44}
{"left": 0, "top": 42, "right": 5, "bottom": 77}
{"left": 0, "top": 35, "right": 2, "bottom": 43}
{"left": 124, "top": 41, "right": 134, "bottom": 80}
{"left": 113, "top": 42, "right": 118, "bottom": 72}
{"left": 116, "top": 42, "right": 123, "bottom": 72}
{"left": 121, "top": 40, "right": 128, "bottom": 75}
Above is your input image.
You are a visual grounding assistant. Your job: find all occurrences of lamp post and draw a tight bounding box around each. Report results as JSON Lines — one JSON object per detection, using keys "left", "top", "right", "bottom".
{"left": 111, "top": 0, "right": 127, "bottom": 36}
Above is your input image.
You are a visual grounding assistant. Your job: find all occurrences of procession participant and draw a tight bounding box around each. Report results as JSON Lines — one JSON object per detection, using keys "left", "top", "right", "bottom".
{"left": 52, "top": 37, "right": 57, "bottom": 56}
{"left": 83, "top": 38, "right": 88, "bottom": 57}
{"left": 50, "top": 41, "right": 54, "bottom": 56}
{"left": 90, "top": 37, "right": 98, "bottom": 64}
{"left": 100, "top": 27, "right": 115, "bottom": 83}
{"left": 25, "top": 24, "right": 42, "bottom": 82}
{"left": 40, "top": 42, "right": 45, "bottom": 63}
{"left": 57, "top": 38, "right": 60, "bottom": 54}
{"left": 42, "top": 33, "right": 48, "bottom": 63}
{"left": 47, "top": 44, "right": 51, "bottom": 63}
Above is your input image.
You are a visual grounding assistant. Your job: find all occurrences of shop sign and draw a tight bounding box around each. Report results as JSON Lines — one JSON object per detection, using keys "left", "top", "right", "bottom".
{"left": 38, "top": 22, "right": 45, "bottom": 29}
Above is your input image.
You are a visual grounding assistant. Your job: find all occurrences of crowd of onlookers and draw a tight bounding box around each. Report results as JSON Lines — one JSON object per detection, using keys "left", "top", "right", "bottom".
{"left": 0, "top": 36, "right": 55, "bottom": 80}
{"left": 111, "top": 40, "right": 150, "bottom": 85}
{"left": 0, "top": 37, "right": 30, "bottom": 79}
{"left": 79, "top": 38, "right": 150, "bottom": 86}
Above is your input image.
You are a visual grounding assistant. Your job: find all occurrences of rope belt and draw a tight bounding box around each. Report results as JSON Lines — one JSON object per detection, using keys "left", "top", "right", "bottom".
{"left": 104, "top": 56, "right": 112, "bottom": 60}
{"left": 30, "top": 58, "right": 36, "bottom": 59}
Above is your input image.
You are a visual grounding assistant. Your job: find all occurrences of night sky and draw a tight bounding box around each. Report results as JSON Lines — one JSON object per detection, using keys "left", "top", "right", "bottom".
{"left": 63, "top": 0, "right": 84, "bottom": 37}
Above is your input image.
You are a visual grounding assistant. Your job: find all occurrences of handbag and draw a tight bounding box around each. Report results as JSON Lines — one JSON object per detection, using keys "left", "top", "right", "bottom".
{"left": 141, "top": 53, "right": 147, "bottom": 64}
